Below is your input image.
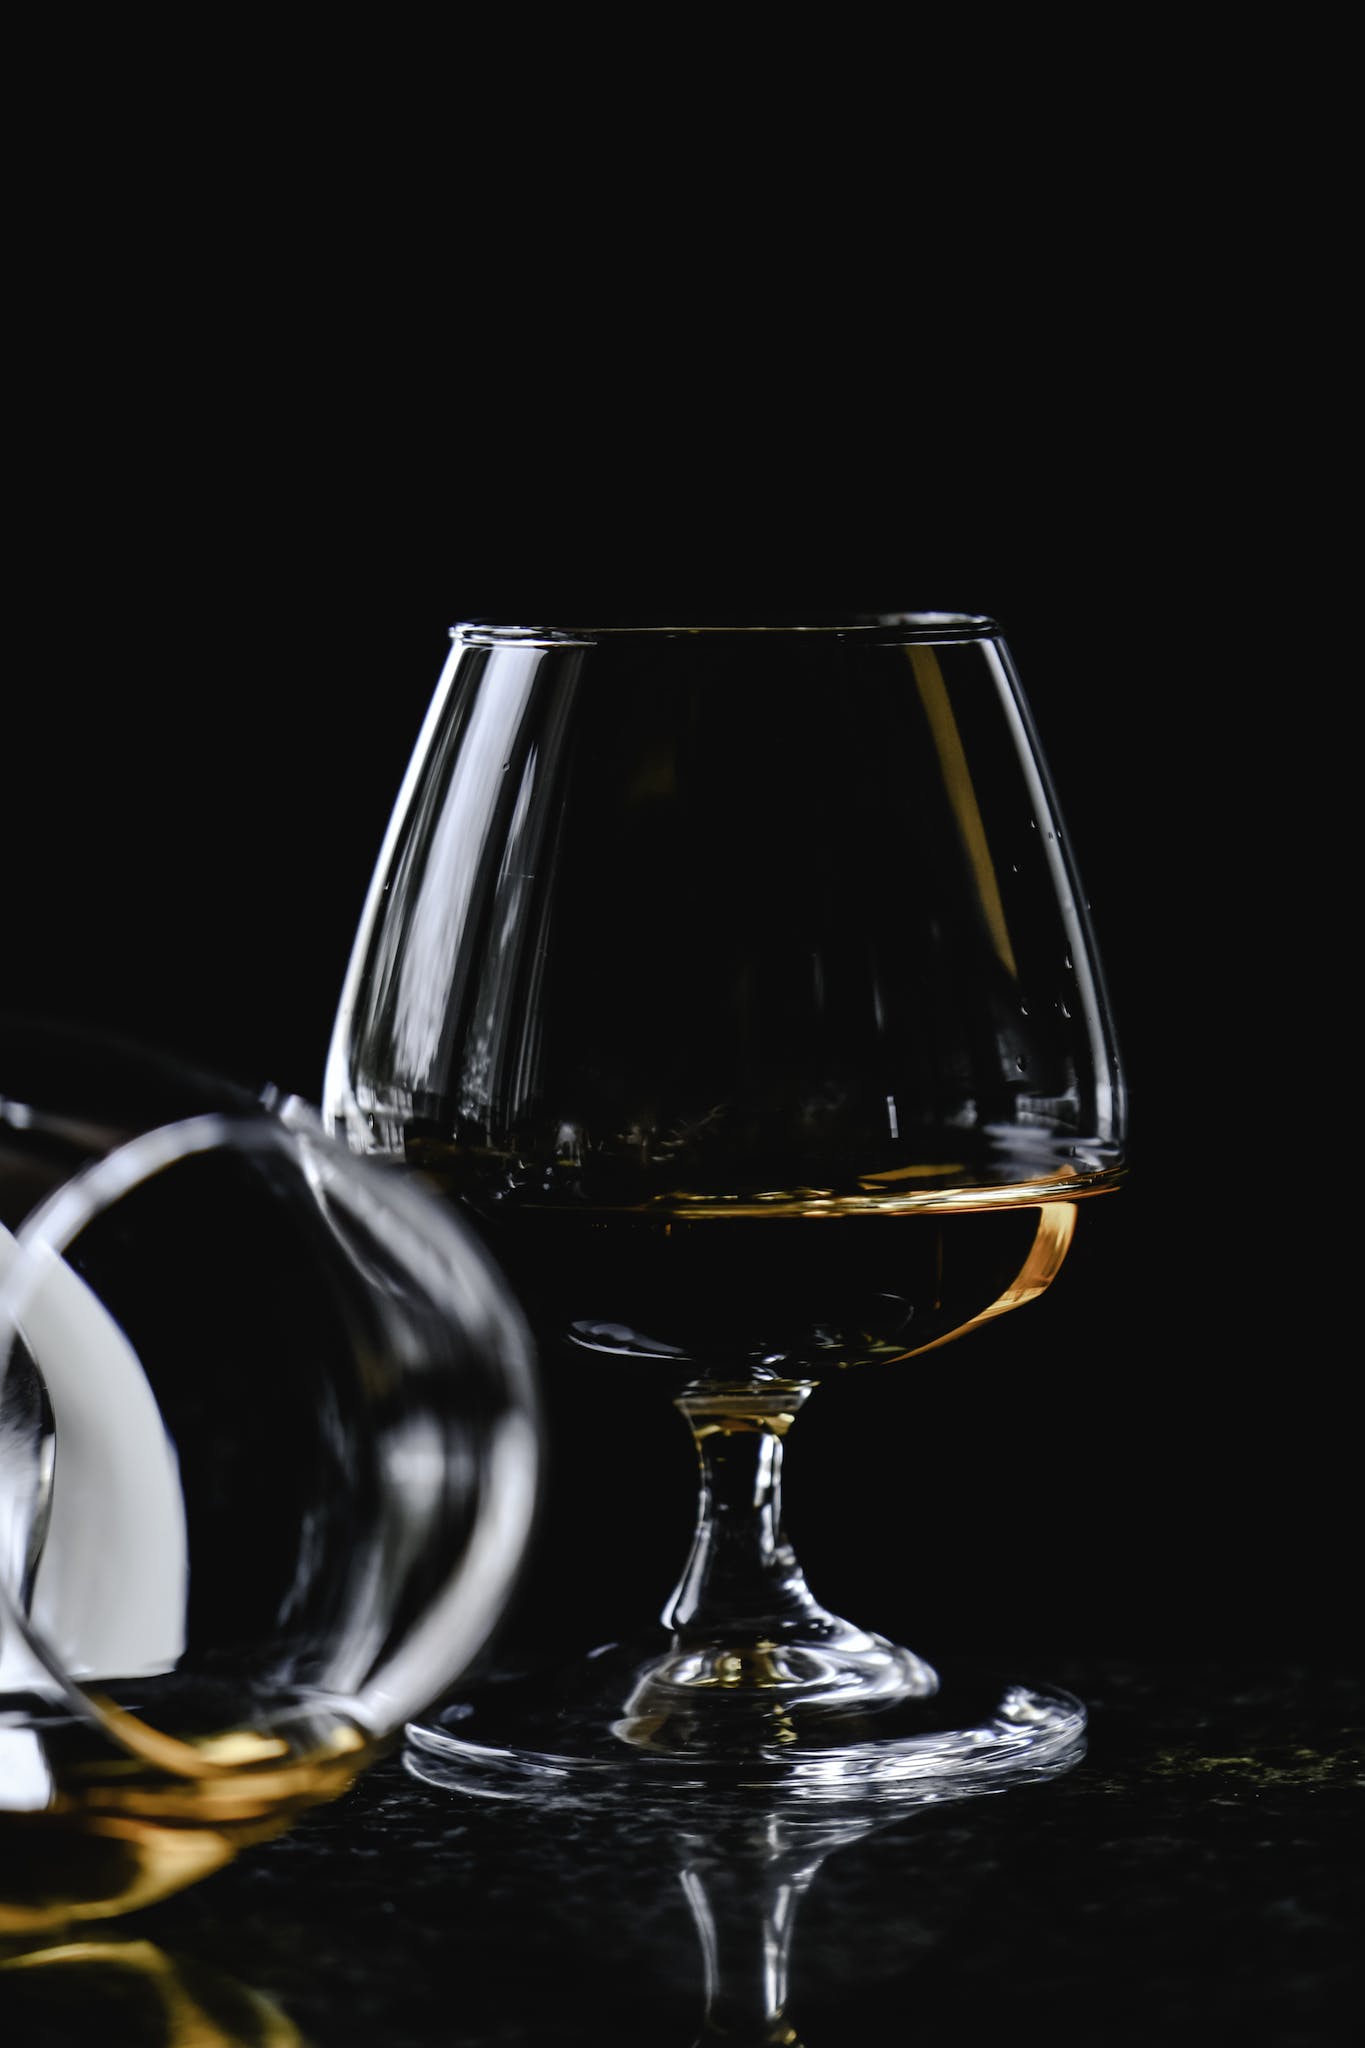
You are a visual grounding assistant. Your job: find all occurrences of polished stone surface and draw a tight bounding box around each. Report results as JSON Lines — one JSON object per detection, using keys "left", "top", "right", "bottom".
{"left": 2, "top": 1658, "right": 1360, "bottom": 2045}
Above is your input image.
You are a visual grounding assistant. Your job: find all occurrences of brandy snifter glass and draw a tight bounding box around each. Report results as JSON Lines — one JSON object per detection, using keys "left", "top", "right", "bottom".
{"left": 325, "top": 613, "right": 1128, "bottom": 1795}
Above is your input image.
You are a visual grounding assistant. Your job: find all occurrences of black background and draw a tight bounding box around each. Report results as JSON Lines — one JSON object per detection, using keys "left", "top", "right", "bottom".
{"left": 4, "top": 371, "right": 1344, "bottom": 1689}
{"left": 1, "top": 70, "right": 1356, "bottom": 2048}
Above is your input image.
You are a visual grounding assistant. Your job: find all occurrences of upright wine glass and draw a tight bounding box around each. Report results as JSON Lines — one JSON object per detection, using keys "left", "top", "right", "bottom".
{"left": 325, "top": 614, "right": 1128, "bottom": 1795}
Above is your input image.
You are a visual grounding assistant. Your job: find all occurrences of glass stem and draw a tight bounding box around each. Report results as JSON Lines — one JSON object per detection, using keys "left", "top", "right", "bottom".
{"left": 661, "top": 1382, "right": 827, "bottom": 1645}
{"left": 679, "top": 1843, "right": 815, "bottom": 2045}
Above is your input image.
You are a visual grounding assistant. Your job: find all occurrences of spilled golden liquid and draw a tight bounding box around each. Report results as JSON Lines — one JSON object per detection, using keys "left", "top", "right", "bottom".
{"left": 1, "top": 1938, "right": 307, "bottom": 2046}
{"left": 1, "top": 1723, "right": 375, "bottom": 2045}
{"left": 1, "top": 1722, "right": 372, "bottom": 1936}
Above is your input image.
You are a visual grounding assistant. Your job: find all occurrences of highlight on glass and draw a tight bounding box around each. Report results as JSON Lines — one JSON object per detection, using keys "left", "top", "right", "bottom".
{"left": 1, "top": 1030, "right": 542, "bottom": 1817}
{"left": 325, "top": 614, "right": 1128, "bottom": 1794}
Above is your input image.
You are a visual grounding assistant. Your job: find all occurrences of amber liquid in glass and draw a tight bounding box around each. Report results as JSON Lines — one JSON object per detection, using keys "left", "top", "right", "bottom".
{"left": 407, "top": 1138, "right": 1114, "bottom": 1377}
{"left": 0, "top": 1721, "right": 369, "bottom": 1934}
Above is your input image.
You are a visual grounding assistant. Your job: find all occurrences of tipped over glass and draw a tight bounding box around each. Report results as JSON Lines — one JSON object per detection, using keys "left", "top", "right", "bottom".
{"left": 1, "top": 1021, "right": 542, "bottom": 1821}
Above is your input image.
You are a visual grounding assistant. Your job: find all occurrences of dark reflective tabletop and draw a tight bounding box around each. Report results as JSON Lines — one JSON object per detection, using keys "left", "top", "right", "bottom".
{"left": 4, "top": 1658, "right": 1359, "bottom": 2046}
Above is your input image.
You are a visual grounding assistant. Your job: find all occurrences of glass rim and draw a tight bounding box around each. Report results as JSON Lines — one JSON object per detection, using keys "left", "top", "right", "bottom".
{"left": 0, "top": 1104, "right": 543, "bottom": 1777}
{"left": 449, "top": 612, "right": 1000, "bottom": 647}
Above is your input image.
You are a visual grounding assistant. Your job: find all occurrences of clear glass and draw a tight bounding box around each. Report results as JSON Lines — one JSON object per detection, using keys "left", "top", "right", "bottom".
{"left": 0, "top": 1022, "right": 542, "bottom": 1835}
{"left": 408, "top": 1738, "right": 1081, "bottom": 2044}
{"left": 325, "top": 615, "right": 1128, "bottom": 1794}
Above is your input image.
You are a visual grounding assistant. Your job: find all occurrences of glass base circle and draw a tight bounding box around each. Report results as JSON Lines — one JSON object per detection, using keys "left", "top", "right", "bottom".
{"left": 404, "top": 1633, "right": 1086, "bottom": 1806}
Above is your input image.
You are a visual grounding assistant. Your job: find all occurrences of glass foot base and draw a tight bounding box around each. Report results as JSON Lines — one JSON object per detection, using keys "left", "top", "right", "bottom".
{"left": 404, "top": 1633, "right": 1086, "bottom": 1806}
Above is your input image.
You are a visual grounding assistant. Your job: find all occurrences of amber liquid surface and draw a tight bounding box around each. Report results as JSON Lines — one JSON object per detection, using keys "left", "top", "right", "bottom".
{"left": 0, "top": 1716, "right": 370, "bottom": 1936}
{"left": 408, "top": 1140, "right": 1113, "bottom": 1376}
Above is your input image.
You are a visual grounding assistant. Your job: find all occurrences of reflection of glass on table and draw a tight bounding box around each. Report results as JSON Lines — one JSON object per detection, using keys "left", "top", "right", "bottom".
{"left": 1, "top": 1933, "right": 308, "bottom": 2048}
{"left": 408, "top": 1732, "right": 1084, "bottom": 2046}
